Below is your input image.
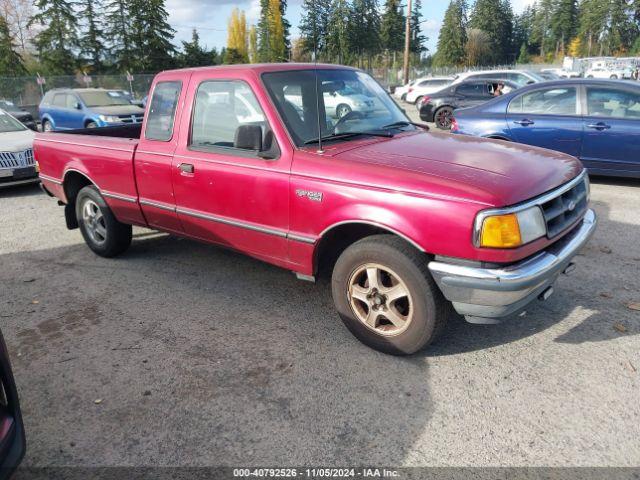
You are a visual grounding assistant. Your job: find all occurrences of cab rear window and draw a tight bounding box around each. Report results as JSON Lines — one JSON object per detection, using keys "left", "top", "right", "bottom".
{"left": 145, "top": 81, "right": 181, "bottom": 141}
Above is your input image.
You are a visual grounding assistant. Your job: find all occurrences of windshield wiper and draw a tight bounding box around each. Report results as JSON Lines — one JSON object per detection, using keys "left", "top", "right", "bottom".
{"left": 303, "top": 131, "right": 393, "bottom": 146}
{"left": 381, "top": 121, "right": 429, "bottom": 131}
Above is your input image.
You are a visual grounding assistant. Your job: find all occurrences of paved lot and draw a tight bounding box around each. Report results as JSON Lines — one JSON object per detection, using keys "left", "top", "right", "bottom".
{"left": 1, "top": 148, "right": 639, "bottom": 468}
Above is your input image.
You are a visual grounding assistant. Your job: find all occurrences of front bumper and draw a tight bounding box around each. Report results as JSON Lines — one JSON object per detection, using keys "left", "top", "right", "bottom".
{"left": 0, "top": 167, "right": 39, "bottom": 188}
{"left": 428, "top": 209, "right": 597, "bottom": 321}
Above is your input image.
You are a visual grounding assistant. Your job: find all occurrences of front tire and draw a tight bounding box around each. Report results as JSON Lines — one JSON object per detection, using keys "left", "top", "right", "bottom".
{"left": 76, "top": 185, "right": 132, "bottom": 257}
{"left": 42, "top": 120, "right": 52, "bottom": 132}
{"left": 331, "top": 235, "right": 451, "bottom": 355}
{"left": 336, "top": 104, "right": 352, "bottom": 119}
{"left": 414, "top": 95, "right": 423, "bottom": 105}
{"left": 86, "top": 121, "right": 98, "bottom": 129}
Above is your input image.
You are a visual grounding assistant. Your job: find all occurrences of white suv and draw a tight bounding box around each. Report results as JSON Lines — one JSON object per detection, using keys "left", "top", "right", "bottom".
{"left": 405, "top": 77, "right": 454, "bottom": 104}
{"left": 452, "top": 69, "right": 546, "bottom": 87}
{"left": 585, "top": 67, "right": 631, "bottom": 80}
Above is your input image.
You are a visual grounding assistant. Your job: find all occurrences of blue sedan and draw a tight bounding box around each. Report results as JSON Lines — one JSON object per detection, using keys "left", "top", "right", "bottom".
{"left": 452, "top": 79, "right": 640, "bottom": 178}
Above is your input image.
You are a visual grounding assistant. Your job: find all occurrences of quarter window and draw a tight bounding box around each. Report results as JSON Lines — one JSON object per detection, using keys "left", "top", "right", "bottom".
{"left": 587, "top": 87, "right": 640, "bottom": 119}
{"left": 190, "top": 80, "right": 267, "bottom": 151}
{"left": 508, "top": 87, "right": 577, "bottom": 115}
{"left": 145, "top": 81, "right": 181, "bottom": 141}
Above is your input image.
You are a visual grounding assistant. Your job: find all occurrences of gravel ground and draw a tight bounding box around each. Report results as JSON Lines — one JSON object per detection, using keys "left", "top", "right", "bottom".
{"left": 0, "top": 139, "right": 639, "bottom": 470}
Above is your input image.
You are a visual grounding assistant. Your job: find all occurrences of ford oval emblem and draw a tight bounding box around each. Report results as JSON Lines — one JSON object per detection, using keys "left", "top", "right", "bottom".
{"left": 567, "top": 200, "right": 576, "bottom": 211}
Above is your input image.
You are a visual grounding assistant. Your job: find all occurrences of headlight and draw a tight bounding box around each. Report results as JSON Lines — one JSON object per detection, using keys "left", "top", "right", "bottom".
{"left": 99, "top": 115, "right": 120, "bottom": 123}
{"left": 476, "top": 206, "right": 546, "bottom": 248}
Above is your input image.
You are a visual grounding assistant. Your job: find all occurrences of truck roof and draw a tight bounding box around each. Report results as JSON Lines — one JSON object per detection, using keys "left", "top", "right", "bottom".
{"left": 156, "top": 63, "right": 357, "bottom": 77}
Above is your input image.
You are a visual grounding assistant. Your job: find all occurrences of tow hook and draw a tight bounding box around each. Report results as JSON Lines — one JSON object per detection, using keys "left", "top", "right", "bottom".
{"left": 538, "top": 286, "right": 554, "bottom": 301}
{"left": 563, "top": 262, "right": 576, "bottom": 275}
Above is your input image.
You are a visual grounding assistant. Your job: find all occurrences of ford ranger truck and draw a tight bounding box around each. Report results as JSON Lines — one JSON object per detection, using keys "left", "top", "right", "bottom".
{"left": 35, "top": 64, "right": 597, "bottom": 355}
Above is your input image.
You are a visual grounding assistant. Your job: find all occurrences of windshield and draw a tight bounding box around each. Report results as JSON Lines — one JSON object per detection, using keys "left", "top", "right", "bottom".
{"left": 262, "top": 69, "right": 413, "bottom": 146}
{"left": 525, "top": 71, "right": 546, "bottom": 83}
{"left": 0, "top": 111, "right": 26, "bottom": 133}
{"left": 78, "top": 91, "right": 131, "bottom": 107}
{"left": 0, "top": 100, "right": 15, "bottom": 110}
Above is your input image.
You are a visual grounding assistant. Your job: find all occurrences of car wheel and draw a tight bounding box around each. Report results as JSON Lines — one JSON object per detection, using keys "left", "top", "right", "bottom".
{"left": 610, "top": 74, "right": 618, "bottom": 79}
{"left": 42, "top": 120, "right": 52, "bottom": 132}
{"left": 586, "top": 75, "right": 594, "bottom": 78}
{"left": 434, "top": 106, "right": 454, "bottom": 130}
{"left": 414, "top": 96, "right": 423, "bottom": 105}
{"left": 336, "top": 104, "right": 352, "bottom": 119}
{"left": 76, "top": 185, "right": 132, "bottom": 257}
{"left": 86, "top": 121, "right": 98, "bottom": 128}
{"left": 331, "top": 235, "right": 451, "bottom": 355}
{"left": 400, "top": 93, "right": 407, "bottom": 101}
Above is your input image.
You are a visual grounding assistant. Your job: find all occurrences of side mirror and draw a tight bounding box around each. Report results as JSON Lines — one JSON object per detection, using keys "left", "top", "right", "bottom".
{"left": 75, "top": 102, "right": 82, "bottom": 110}
{"left": 234, "top": 124, "right": 262, "bottom": 151}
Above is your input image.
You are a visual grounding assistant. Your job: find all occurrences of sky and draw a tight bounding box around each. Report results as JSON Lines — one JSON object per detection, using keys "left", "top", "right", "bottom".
{"left": 166, "top": 0, "right": 537, "bottom": 54}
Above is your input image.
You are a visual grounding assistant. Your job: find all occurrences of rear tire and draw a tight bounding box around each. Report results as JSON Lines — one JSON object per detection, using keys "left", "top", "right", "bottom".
{"left": 76, "top": 185, "right": 132, "bottom": 257}
{"left": 42, "top": 120, "right": 52, "bottom": 132}
{"left": 331, "top": 235, "right": 451, "bottom": 355}
{"left": 434, "top": 106, "right": 454, "bottom": 130}
{"left": 414, "top": 95, "right": 424, "bottom": 105}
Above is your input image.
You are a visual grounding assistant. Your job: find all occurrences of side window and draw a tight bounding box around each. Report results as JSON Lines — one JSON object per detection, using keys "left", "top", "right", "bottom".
{"left": 190, "top": 80, "right": 267, "bottom": 151}
{"left": 457, "top": 83, "right": 485, "bottom": 96}
{"left": 508, "top": 87, "right": 577, "bottom": 115}
{"left": 145, "top": 81, "right": 181, "bottom": 141}
{"left": 65, "top": 95, "right": 78, "bottom": 109}
{"left": 587, "top": 87, "right": 640, "bottom": 119}
{"left": 52, "top": 94, "right": 67, "bottom": 107}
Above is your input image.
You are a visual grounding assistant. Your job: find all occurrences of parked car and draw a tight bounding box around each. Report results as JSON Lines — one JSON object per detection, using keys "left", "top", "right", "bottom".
{"left": 405, "top": 77, "right": 454, "bottom": 104}
{"left": 541, "top": 68, "right": 582, "bottom": 79}
{"left": 36, "top": 64, "right": 596, "bottom": 355}
{"left": 284, "top": 80, "right": 376, "bottom": 119}
{"left": 538, "top": 71, "right": 562, "bottom": 81}
{"left": 39, "top": 88, "right": 145, "bottom": 131}
{"left": 0, "top": 327, "right": 26, "bottom": 479}
{"left": 418, "top": 79, "right": 520, "bottom": 129}
{"left": 585, "top": 66, "right": 631, "bottom": 80}
{"left": 0, "top": 100, "right": 36, "bottom": 131}
{"left": 108, "top": 89, "right": 146, "bottom": 108}
{"left": 393, "top": 78, "right": 425, "bottom": 101}
{"left": 0, "top": 109, "right": 38, "bottom": 188}
{"left": 451, "top": 79, "right": 640, "bottom": 178}
{"left": 452, "top": 69, "right": 546, "bottom": 87}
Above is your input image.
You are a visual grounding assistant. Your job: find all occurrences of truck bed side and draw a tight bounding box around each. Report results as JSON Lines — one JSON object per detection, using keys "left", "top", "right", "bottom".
{"left": 35, "top": 130, "right": 147, "bottom": 227}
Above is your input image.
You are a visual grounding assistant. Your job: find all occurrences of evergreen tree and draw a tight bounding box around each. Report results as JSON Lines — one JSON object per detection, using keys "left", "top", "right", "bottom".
{"left": 350, "top": 0, "right": 381, "bottom": 65}
{"left": 0, "top": 14, "right": 27, "bottom": 75}
{"left": 380, "top": 0, "right": 405, "bottom": 53}
{"left": 433, "top": 0, "right": 467, "bottom": 67}
{"left": 279, "top": 0, "right": 291, "bottom": 55}
{"left": 550, "top": 0, "right": 578, "bottom": 55}
{"left": 78, "top": 0, "right": 105, "bottom": 72}
{"left": 257, "top": 0, "right": 270, "bottom": 62}
{"left": 299, "top": 0, "right": 331, "bottom": 58}
{"left": 29, "top": 0, "right": 78, "bottom": 74}
{"left": 410, "top": 0, "right": 427, "bottom": 54}
{"left": 105, "top": 0, "right": 134, "bottom": 72}
{"left": 129, "top": 0, "right": 176, "bottom": 72}
{"left": 531, "top": 0, "right": 553, "bottom": 57}
{"left": 181, "top": 29, "right": 212, "bottom": 67}
{"left": 326, "top": 0, "right": 352, "bottom": 63}
{"left": 469, "top": 0, "right": 514, "bottom": 64}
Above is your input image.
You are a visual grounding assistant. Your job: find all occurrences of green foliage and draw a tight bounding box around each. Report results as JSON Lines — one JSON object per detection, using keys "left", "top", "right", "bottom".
{"left": 410, "top": 0, "right": 427, "bottom": 54}
{"left": 326, "top": 0, "right": 352, "bottom": 63}
{"left": 78, "top": 0, "right": 105, "bottom": 72}
{"left": 350, "top": 0, "right": 381, "bottom": 60}
{"left": 104, "top": 0, "right": 134, "bottom": 72}
{"left": 181, "top": 30, "right": 215, "bottom": 67}
{"left": 380, "top": 0, "right": 405, "bottom": 53}
{"left": 469, "top": 0, "right": 514, "bottom": 64}
{"left": 129, "top": 0, "right": 176, "bottom": 72}
{"left": 299, "top": 0, "right": 332, "bottom": 57}
{"left": 224, "top": 48, "right": 245, "bottom": 64}
{"left": 0, "top": 15, "right": 27, "bottom": 76}
{"left": 30, "top": 0, "right": 78, "bottom": 74}
{"left": 257, "top": 0, "right": 289, "bottom": 62}
{"left": 433, "top": 0, "right": 467, "bottom": 67}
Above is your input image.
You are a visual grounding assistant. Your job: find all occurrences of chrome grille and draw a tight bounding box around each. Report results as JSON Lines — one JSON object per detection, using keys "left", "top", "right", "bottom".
{"left": 118, "top": 114, "right": 144, "bottom": 124}
{"left": 0, "top": 149, "right": 35, "bottom": 169}
{"left": 540, "top": 177, "right": 588, "bottom": 238}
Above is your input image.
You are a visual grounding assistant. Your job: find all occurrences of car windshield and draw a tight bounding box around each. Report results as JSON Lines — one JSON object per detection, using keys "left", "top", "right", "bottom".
{"left": 0, "top": 100, "right": 15, "bottom": 110}
{"left": 262, "top": 69, "right": 414, "bottom": 146}
{"left": 0, "top": 111, "right": 26, "bottom": 133}
{"left": 78, "top": 91, "right": 131, "bottom": 107}
{"left": 525, "top": 71, "right": 546, "bottom": 82}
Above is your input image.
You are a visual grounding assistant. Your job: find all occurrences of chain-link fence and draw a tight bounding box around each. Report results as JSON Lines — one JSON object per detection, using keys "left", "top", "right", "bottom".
{"left": 0, "top": 74, "right": 155, "bottom": 118}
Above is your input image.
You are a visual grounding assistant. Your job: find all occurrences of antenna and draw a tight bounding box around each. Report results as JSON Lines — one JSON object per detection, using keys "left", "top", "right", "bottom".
{"left": 312, "top": 1, "right": 323, "bottom": 154}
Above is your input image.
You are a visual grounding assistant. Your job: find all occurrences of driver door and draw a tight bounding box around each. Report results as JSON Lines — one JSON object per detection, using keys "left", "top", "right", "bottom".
{"left": 172, "top": 73, "right": 292, "bottom": 262}
{"left": 506, "top": 85, "right": 583, "bottom": 157}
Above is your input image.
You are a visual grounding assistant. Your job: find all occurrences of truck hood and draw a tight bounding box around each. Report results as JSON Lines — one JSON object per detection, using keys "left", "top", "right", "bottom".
{"left": 0, "top": 129, "right": 35, "bottom": 152}
{"left": 331, "top": 131, "right": 583, "bottom": 207}
{"left": 91, "top": 105, "right": 144, "bottom": 115}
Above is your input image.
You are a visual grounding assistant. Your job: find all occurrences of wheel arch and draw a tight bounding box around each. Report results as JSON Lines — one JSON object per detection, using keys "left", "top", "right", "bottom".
{"left": 313, "top": 220, "right": 427, "bottom": 278}
{"left": 62, "top": 169, "right": 98, "bottom": 229}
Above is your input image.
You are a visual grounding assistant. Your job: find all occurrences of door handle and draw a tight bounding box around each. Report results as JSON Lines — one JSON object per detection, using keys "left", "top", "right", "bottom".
{"left": 179, "top": 163, "right": 194, "bottom": 174}
{"left": 587, "top": 122, "right": 611, "bottom": 130}
{"left": 513, "top": 119, "right": 535, "bottom": 126}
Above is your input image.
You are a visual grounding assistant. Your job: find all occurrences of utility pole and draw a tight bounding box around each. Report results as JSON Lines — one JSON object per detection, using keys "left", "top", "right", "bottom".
{"left": 403, "top": 0, "right": 413, "bottom": 85}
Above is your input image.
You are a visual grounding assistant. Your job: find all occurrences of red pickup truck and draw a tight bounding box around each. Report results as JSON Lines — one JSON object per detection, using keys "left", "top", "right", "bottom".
{"left": 35, "top": 64, "right": 596, "bottom": 355}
